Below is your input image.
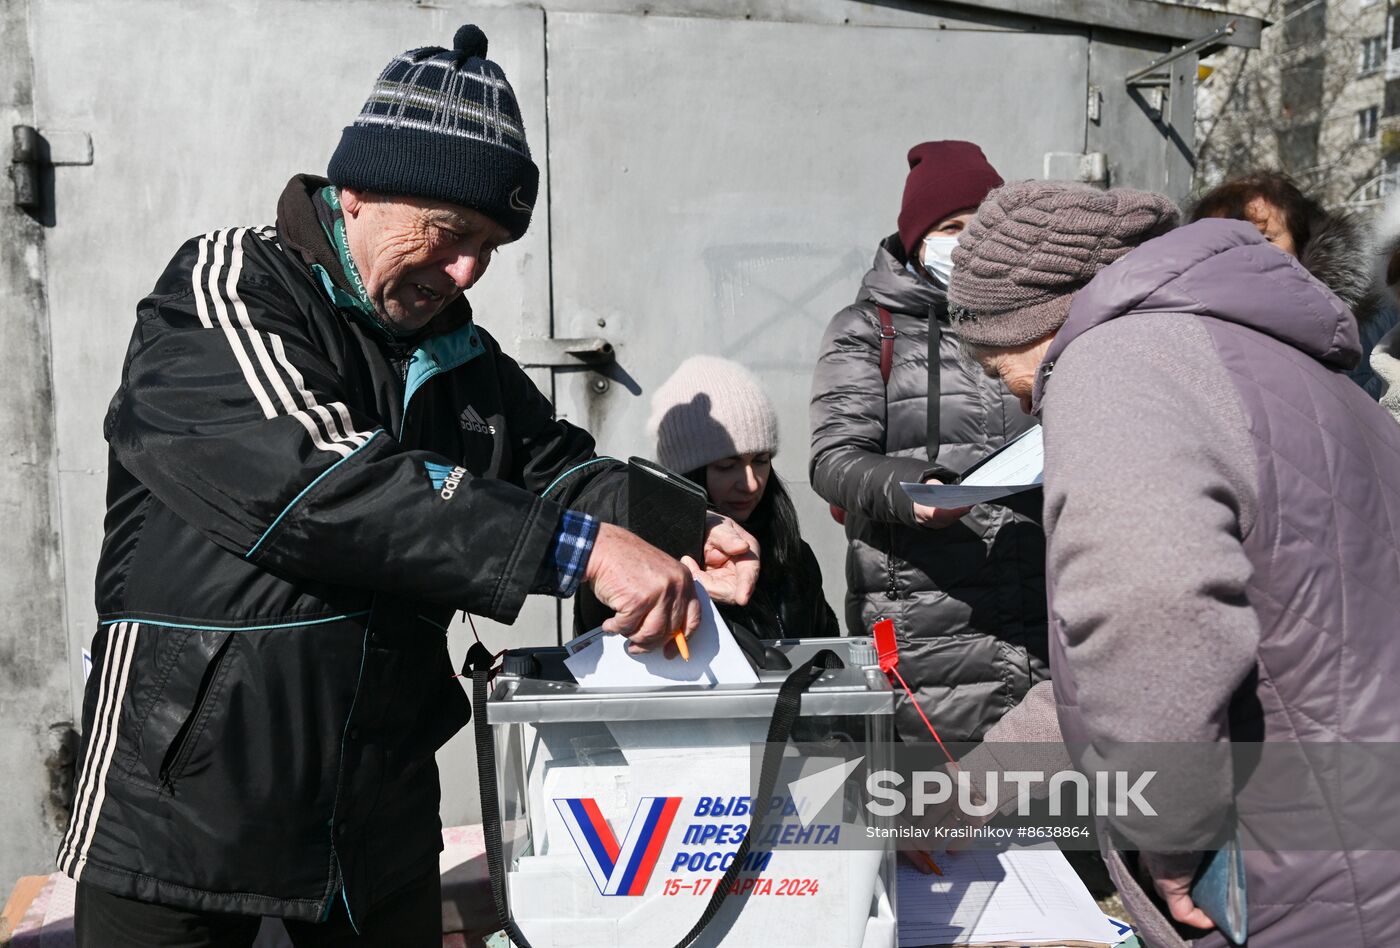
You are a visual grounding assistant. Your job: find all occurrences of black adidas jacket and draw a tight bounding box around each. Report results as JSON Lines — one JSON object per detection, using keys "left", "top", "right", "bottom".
{"left": 57, "top": 175, "right": 625, "bottom": 922}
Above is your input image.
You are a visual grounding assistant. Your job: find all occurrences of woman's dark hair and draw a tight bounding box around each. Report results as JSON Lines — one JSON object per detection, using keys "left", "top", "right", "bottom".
{"left": 684, "top": 464, "right": 803, "bottom": 585}
{"left": 1188, "top": 170, "right": 1328, "bottom": 255}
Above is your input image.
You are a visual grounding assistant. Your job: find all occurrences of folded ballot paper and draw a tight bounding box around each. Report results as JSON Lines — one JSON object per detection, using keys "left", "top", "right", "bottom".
{"left": 563, "top": 580, "right": 759, "bottom": 688}
{"left": 902, "top": 425, "right": 1044, "bottom": 508}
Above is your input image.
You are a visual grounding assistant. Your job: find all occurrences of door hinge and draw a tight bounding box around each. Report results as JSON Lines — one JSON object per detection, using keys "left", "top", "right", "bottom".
{"left": 11, "top": 126, "right": 93, "bottom": 212}
{"left": 512, "top": 336, "right": 615, "bottom": 368}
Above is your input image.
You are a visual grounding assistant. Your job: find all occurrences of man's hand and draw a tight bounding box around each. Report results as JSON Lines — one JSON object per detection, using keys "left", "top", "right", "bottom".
{"left": 912, "top": 477, "right": 973, "bottom": 529}
{"left": 1142, "top": 851, "right": 1214, "bottom": 930}
{"left": 682, "top": 513, "right": 760, "bottom": 606}
{"left": 586, "top": 523, "right": 701, "bottom": 653}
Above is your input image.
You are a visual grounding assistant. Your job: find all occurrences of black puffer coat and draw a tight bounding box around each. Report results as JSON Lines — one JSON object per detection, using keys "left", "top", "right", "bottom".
{"left": 809, "top": 235, "right": 1048, "bottom": 742}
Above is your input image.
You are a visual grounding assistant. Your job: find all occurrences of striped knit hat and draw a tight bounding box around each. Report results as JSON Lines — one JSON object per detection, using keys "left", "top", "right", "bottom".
{"left": 328, "top": 25, "right": 539, "bottom": 240}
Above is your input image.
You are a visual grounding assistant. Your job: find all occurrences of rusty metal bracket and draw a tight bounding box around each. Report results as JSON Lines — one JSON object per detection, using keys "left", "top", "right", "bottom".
{"left": 1126, "top": 20, "right": 1238, "bottom": 91}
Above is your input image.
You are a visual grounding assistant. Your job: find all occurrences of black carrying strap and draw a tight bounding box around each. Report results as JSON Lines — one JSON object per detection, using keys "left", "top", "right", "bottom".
{"left": 468, "top": 641, "right": 535, "bottom": 948}
{"left": 670, "top": 648, "right": 843, "bottom": 947}
{"left": 470, "top": 643, "right": 845, "bottom": 948}
{"left": 927, "top": 308, "right": 942, "bottom": 464}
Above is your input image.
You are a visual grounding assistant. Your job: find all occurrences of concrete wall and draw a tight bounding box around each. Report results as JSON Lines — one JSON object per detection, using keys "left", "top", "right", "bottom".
{"left": 0, "top": 0, "right": 76, "bottom": 893}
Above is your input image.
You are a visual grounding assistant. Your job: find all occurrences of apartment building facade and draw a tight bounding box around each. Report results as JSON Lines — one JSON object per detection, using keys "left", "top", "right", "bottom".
{"left": 1196, "top": 0, "right": 1397, "bottom": 210}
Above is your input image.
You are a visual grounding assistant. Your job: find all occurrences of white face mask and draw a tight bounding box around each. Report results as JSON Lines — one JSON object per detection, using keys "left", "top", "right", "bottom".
{"left": 920, "top": 234, "right": 958, "bottom": 285}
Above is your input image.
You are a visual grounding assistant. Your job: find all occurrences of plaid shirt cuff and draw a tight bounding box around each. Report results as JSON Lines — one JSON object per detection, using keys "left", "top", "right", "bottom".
{"left": 541, "top": 510, "right": 598, "bottom": 598}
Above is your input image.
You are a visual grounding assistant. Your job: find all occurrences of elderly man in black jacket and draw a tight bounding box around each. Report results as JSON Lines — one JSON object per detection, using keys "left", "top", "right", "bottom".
{"left": 60, "top": 25, "right": 756, "bottom": 947}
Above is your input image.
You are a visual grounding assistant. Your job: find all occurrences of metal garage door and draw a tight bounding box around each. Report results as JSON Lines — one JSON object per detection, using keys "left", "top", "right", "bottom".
{"left": 545, "top": 11, "right": 1090, "bottom": 626}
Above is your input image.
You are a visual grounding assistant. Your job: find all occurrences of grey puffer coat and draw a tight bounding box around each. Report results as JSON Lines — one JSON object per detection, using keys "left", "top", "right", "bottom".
{"left": 809, "top": 234, "right": 1048, "bottom": 743}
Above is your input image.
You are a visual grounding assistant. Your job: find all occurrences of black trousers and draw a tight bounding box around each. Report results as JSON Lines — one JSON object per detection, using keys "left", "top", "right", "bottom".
{"left": 74, "top": 872, "right": 442, "bottom": 948}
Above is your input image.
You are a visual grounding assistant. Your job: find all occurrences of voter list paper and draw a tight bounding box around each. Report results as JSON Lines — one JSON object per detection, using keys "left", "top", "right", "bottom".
{"left": 563, "top": 581, "right": 759, "bottom": 688}
{"left": 901, "top": 425, "right": 1043, "bottom": 508}
{"left": 897, "top": 845, "right": 1125, "bottom": 947}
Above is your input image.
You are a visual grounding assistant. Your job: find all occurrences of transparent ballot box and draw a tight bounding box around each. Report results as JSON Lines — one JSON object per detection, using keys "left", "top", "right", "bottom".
{"left": 484, "top": 638, "right": 897, "bottom": 948}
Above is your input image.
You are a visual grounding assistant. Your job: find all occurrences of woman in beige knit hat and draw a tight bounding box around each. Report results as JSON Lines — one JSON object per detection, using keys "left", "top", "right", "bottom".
{"left": 648, "top": 356, "right": 839, "bottom": 640}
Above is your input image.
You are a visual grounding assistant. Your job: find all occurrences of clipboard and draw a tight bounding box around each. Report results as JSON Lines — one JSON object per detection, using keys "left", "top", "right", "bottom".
{"left": 901, "top": 426, "right": 1043, "bottom": 507}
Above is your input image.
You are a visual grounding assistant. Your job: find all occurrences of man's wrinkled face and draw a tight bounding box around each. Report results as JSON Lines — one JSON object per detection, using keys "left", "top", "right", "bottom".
{"left": 340, "top": 189, "right": 513, "bottom": 332}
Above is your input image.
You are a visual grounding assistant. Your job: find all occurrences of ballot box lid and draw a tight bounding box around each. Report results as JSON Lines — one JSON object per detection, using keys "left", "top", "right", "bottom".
{"left": 487, "top": 638, "right": 894, "bottom": 723}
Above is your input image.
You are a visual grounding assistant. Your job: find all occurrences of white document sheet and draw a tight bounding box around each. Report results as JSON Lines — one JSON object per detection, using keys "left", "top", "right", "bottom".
{"left": 563, "top": 581, "right": 759, "bottom": 688}
{"left": 901, "top": 426, "right": 1044, "bottom": 507}
{"left": 896, "top": 845, "right": 1123, "bottom": 947}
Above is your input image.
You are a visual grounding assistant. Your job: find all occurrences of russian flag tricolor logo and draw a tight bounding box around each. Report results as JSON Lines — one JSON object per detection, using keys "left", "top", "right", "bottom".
{"left": 555, "top": 796, "right": 683, "bottom": 896}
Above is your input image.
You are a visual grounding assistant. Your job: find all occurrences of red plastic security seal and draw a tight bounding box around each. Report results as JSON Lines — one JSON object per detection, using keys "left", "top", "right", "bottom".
{"left": 872, "top": 616, "right": 956, "bottom": 764}
{"left": 873, "top": 617, "right": 899, "bottom": 676}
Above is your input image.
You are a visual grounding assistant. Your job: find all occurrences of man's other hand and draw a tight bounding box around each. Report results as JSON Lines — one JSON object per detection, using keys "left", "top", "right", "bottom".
{"left": 912, "top": 477, "right": 974, "bottom": 529}
{"left": 587, "top": 523, "right": 701, "bottom": 653}
{"left": 683, "top": 513, "right": 759, "bottom": 606}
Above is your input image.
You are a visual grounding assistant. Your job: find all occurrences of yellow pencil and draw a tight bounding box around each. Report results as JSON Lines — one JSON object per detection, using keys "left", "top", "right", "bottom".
{"left": 673, "top": 630, "right": 690, "bottom": 662}
{"left": 913, "top": 850, "right": 943, "bottom": 876}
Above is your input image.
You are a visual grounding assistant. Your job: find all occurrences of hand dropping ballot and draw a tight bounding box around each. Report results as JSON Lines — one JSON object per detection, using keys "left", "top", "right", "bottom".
{"left": 901, "top": 426, "right": 1044, "bottom": 508}
{"left": 564, "top": 581, "right": 759, "bottom": 687}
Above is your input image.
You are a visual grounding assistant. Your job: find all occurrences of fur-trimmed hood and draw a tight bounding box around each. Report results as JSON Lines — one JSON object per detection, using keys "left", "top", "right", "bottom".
{"left": 1299, "top": 210, "right": 1382, "bottom": 329}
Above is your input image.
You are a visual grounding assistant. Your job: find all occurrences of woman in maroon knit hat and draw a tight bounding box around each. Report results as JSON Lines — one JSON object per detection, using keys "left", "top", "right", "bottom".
{"left": 809, "top": 141, "right": 1048, "bottom": 746}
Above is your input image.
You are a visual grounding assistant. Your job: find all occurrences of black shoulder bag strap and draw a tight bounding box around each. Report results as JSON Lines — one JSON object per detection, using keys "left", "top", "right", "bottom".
{"left": 469, "top": 644, "right": 845, "bottom": 948}
{"left": 468, "top": 642, "right": 534, "bottom": 948}
{"left": 876, "top": 305, "right": 896, "bottom": 386}
{"left": 927, "top": 307, "right": 942, "bottom": 464}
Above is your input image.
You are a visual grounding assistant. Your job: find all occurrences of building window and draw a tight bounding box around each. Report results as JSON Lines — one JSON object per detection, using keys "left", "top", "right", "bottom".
{"left": 1383, "top": 156, "right": 1400, "bottom": 196}
{"left": 1283, "top": 0, "right": 1326, "bottom": 49}
{"left": 1278, "top": 122, "right": 1320, "bottom": 173}
{"left": 1362, "top": 36, "right": 1386, "bottom": 74}
{"left": 1386, "top": 77, "right": 1400, "bottom": 117}
{"left": 1232, "top": 81, "right": 1252, "bottom": 113}
{"left": 1358, "top": 105, "right": 1380, "bottom": 141}
{"left": 1391, "top": 10, "right": 1400, "bottom": 51}
{"left": 1282, "top": 57, "right": 1325, "bottom": 117}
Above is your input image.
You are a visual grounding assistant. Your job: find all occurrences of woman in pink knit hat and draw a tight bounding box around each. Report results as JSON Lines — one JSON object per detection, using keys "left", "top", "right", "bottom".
{"left": 649, "top": 355, "right": 839, "bottom": 641}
